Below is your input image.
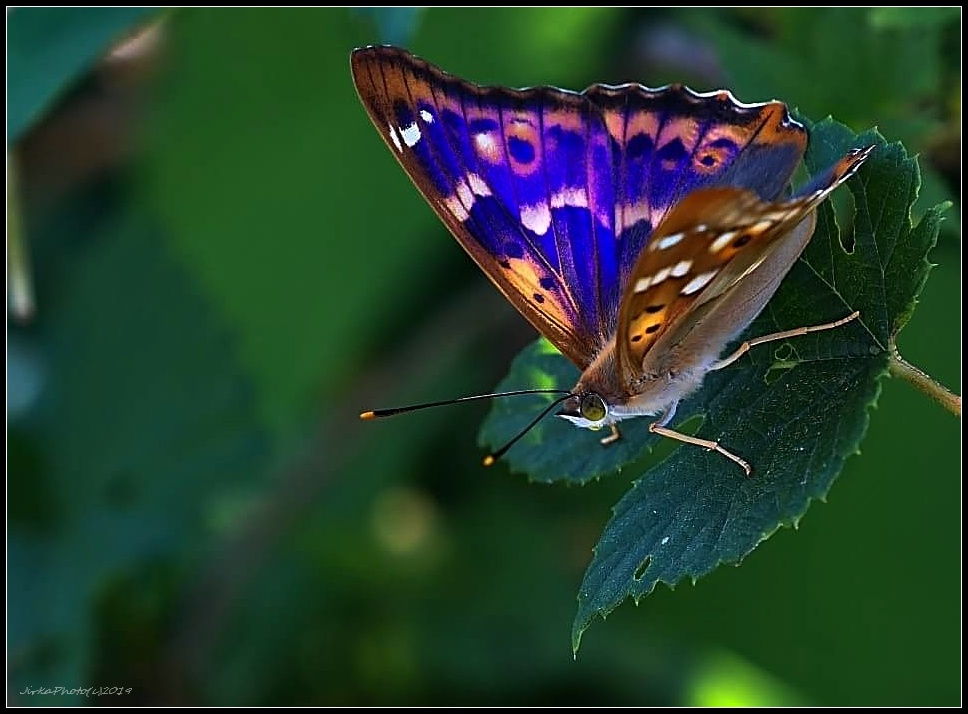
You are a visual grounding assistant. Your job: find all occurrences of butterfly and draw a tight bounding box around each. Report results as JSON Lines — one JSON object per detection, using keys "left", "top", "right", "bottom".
{"left": 352, "top": 45, "right": 873, "bottom": 475}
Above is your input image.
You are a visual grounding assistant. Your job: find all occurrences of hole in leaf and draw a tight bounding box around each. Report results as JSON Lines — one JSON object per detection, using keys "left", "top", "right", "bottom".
{"left": 764, "top": 360, "right": 797, "bottom": 385}
{"left": 633, "top": 555, "right": 652, "bottom": 581}
{"left": 772, "top": 343, "right": 797, "bottom": 363}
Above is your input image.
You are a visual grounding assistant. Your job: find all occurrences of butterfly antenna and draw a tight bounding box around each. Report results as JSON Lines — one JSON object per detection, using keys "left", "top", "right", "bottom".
{"left": 360, "top": 389, "right": 571, "bottom": 420}
{"left": 482, "top": 393, "right": 574, "bottom": 467}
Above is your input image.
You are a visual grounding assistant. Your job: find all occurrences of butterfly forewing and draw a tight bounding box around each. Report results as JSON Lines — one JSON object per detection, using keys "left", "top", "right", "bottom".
{"left": 352, "top": 46, "right": 601, "bottom": 367}
{"left": 352, "top": 46, "right": 817, "bottom": 370}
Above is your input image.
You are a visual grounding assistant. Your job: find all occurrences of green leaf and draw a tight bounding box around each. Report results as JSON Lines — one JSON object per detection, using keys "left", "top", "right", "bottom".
{"left": 7, "top": 7, "right": 160, "bottom": 144}
{"left": 146, "top": 8, "right": 447, "bottom": 442}
{"left": 690, "top": 8, "right": 946, "bottom": 135}
{"left": 478, "top": 120, "right": 945, "bottom": 652}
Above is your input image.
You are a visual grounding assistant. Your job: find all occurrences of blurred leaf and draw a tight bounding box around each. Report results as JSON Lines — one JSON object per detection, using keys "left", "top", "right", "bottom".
{"left": 689, "top": 8, "right": 946, "bottom": 145}
{"left": 7, "top": 7, "right": 160, "bottom": 143}
{"left": 687, "top": 7, "right": 959, "bottom": 244}
{"left": 917, "top": 158, "right": 961, "bottom": 242}
{"left": 7, "top": 158, "right": 34, "bottom": 320}
{"left": 417, "top": 7, "right": 623, "bottom": 88}
{"left": 352, "top": 7, "right": 426, "bottom": 46}
{"left": 8, "top": 193, "right": 269, "bottom": 702}
{"left": 685, "top": 649, "right": 807, "bottom": 706}
{"left": 479, "top": 120, "right": 945, "bottom": 650}
{"left": 7, "top": 336, "right": 45, "bottom": 418}
{"left": 146, "top": 8, "right": 449, "bottom": 442}
{"left": 868, "top": 6, "right": 961, "bottom": 29}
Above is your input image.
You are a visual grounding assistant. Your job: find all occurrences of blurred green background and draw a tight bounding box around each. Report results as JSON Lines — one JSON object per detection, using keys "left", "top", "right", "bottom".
{"left": 7, "top": 7, "right": 960, "bottom": 706}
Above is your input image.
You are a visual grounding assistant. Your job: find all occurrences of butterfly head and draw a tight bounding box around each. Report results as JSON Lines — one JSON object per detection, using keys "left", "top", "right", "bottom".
{"left": 556, "top": 345, "right": 659, "bottom": 430}
{"left": 557, "top": 391, "right": 611, "bottom": 430}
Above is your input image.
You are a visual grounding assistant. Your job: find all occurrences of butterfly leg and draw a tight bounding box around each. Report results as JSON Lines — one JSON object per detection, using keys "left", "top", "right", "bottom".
{"left": 710, "top": 311, "right": 861, "bottom": 371}
{"left": 600, "top": 424, "right": 622, "bottom": 446}
{"left": 649, "top": 404, "right": 751, "bottom": 476}
{"left": 649, "top": 423, "right": 752, "bottom": 476}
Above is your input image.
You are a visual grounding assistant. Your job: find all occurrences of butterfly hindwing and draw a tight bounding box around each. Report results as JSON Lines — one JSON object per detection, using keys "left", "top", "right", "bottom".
{"left": 584, "top": 84, "right": 810, "bottom": 288}
{"left": 616, "top": 146, "right": 874, "bottom": 382}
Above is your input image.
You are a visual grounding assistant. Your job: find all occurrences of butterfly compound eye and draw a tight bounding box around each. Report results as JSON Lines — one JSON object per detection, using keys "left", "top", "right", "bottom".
{"left": 580, "top": 393, "right": 607, "bottom": 422}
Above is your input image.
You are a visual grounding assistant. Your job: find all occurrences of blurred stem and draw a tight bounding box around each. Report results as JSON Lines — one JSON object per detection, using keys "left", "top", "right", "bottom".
{"left": 889, "top": 346, "right": 961, "bottom": 417}
{"left": 7, "top": 154, "right": 36, "bottom": 322}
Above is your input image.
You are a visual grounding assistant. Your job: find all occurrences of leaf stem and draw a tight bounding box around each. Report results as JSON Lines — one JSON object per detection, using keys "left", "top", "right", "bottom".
{"left": 888, "top": 346, "right": 961, "bottom": 417}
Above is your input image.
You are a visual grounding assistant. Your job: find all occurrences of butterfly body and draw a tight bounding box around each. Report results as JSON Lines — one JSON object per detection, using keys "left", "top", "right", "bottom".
{"left": 560, "top": 203, "right": 819, "bottom": 430}
{"left": 352, "top": 45, "right": 872, "bottom": 468}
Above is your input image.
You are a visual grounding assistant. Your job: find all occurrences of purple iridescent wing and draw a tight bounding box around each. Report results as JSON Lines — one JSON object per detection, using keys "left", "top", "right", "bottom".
{"left": 584, "top": 84, "right": 808, "bottom": 294}
{"left": 352, "top": 46, "right": 607, "bottom": 367}
{"left": 351, "top": 46, "right": 809, "bottom": 369}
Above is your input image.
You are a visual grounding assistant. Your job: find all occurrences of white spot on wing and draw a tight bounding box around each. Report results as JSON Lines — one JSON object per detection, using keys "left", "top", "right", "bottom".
{"left": 762, "top": 210, "right": 793, "bottom": 222}
{"left": 670, "top": 259, "right": 692, "bottom": 278}
{"left": 652, "top": 266, "right": 672, "bottom": 286}
{"left": 521, "top": 202, "right": 552, "bottom": 236}
{"left": 444, "top": 196, "right": 469, "bottom": 222}
{"left": 681, "top": 269, "right": 718, "bottom": 296}
{"left": 443, "top": 178, "right": 477, "bottom": 223}
{"left": 636, "top": 264, "right": 676, "bottom": 293}
{"left": 388, "top": 123, "right": 402, "bottom": 152}
{"left": 475, "top": 132, "right": 496, "bottom": 153}
{"left": 656, "top": 232, "right": 685, "bottom": 250}
{"left": 455, "top": 180, "right": 474, "bottom": 209}
{"left": 400, "top": 122, "right": 421, "bottom": 148}
{"left": 620, "top": 201, "right": 652, "bottom": 232}
{"left": 550, "top": 187, "right": 588, "bottom": 209}
{"left": 419, "top": 109, "right": 434, "bottom": 123}
{"left": 467, "top": 173, "right": 491, "bottom": 197}
{"left": 708, "top": 230, "right": 737, "bottom": 253}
